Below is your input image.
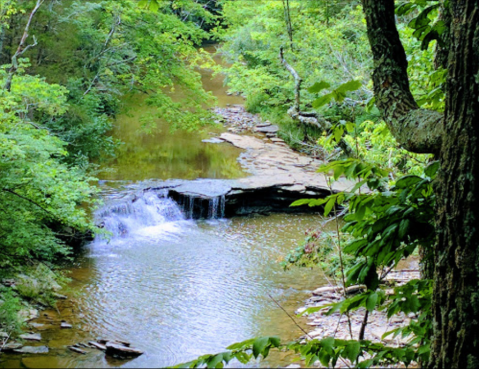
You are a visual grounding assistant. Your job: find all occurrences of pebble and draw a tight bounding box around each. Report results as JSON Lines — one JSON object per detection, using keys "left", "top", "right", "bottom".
{"left": 61, "top": 322, "right": 73, "bottom": 329}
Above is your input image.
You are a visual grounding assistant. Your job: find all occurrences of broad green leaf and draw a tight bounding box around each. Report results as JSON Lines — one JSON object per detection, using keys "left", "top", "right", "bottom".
{"left": 336, "top": 80, "right": 361, "bottom": 93}
{"left": 312, "top": 93, "right": 333, "bottom": 108}
{"left": 342, "top": 341, "right": 360, "bottom": 363}
{"left": 324, "top": 197, "right": 336, "bottom": 216}
{"left": 366, "top": 292, "right": 378, "bottom": 312}
{"left": 424, "top": 161, "right": 440, "bottom": 178}
{"left": 252, "top": 337, "right": 269, "bottom": 358}
{"left": 308, "top": 81, "right": 331, "bottom": 93}
{"left": 395, "top": 175, "right": 423, "bottom": 189}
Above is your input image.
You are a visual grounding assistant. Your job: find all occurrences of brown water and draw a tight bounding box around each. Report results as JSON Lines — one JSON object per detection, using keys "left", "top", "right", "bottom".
{"left": 0, "top": 45, "right": 329, "bottom": 369}
{"left": 99, "top": 45, "right": 245, "bottom": 182}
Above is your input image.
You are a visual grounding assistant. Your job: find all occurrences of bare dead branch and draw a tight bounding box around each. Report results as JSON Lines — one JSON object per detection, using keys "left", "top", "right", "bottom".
{"left": 4, "top": 0, "right": 44, "bottom": 91}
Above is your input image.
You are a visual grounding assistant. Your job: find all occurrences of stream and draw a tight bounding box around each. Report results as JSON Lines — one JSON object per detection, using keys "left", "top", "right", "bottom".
{"left": 0, "top": 45, "right": 330, "bottom": 369}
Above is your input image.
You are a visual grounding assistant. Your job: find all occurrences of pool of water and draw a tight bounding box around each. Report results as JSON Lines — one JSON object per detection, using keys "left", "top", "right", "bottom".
{"left": 0, "top": 45, "right": 330, "bottom": 369}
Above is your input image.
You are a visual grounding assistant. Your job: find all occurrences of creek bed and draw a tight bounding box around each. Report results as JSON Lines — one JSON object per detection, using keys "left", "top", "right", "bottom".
{"left": 0, "top": 45, "right": 331, "bottom": 369}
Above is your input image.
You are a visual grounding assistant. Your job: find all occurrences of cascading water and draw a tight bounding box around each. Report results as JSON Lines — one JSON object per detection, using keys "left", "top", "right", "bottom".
{"left": 96, "top": 191, "right": 186, "bottom": 241}
{"left": 95, "top": 190, "right": 229, "bottom": 244}
{"left": 208, "top": 195, "right": 226, "bottom": 219}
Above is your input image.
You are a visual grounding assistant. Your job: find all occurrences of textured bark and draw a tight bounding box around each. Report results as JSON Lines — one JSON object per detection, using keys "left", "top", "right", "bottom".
{"left": 429, "top": 2, "right": 479, "bottom": 367}
{"left": 362, "top": 0, "right": 444, "bottom": 155}
{"left": 434, "top": 2, "right": 451, "bottom": 70}
{"left": 362, "top": 0, "right": 479, "bottom": 367}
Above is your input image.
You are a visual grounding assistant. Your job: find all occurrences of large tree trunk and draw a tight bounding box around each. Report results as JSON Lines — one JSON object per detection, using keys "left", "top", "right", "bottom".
{"left": 361, "top": 0, "right": 479, "bottom": 367}
{"left": 430, "top": 2, "right": 479, "bottom": 367}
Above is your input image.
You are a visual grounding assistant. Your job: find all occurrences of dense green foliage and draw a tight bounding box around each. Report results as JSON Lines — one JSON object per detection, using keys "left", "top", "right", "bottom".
{"left": 0, "top": 0, "right": 217, "bottom": 333}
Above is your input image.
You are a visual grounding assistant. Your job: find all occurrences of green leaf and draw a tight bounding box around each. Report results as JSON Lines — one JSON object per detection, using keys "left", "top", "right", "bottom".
{"left": 207, "top": 354, "right": 224, "bottom": 368}
{"left": 398, "top": 219, "right": 410, "bottom": 239}
{"left": 366, "top": 292, "right": 378, "bottom": 312}
{"left": 395, "top": 175, "right": 423, "bottom": 189}
{"left": 324, "top": 197, "right": 336, "bottom": 216}
{"left": 312, "top": 93, "right": 333, "bottom": 109}
{"left": 290, "top": 199, "right": 314, "bottom": 207}
{"left": 333, "top": 125, "right": 344, "bottom": 142}
{"left": 308, "top": 81, "right": 331, "bottom": 93}
{"left": 268, "top": 336, "right": 281, "bottom": 347}
{"left": 424, "top": 161, "right": 440, "bottom": 178}
{"left": 252, "top": 337, "right": 269, "bottom": 358}
{"left": 318, "top": 349, "right": 331, "bottom": 366}
{"left": 342, "top": 341, "right": 360, "bottom": 363}
{"left": 336, "top": 80, "right": 361, "bottom": 93}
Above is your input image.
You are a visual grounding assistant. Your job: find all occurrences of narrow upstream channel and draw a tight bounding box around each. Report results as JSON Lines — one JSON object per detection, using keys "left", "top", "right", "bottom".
{"left": 1, "top": 45, "right": 331, "bottom": 368}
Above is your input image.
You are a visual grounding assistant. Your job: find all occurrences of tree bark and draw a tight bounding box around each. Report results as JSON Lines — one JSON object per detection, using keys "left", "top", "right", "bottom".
{"left": 429, "top": 2, "right": 479, "bottom": 367}
{"left": 361, "top": 0, "right": 479, "bottom": 367}
{"left": 434, "top": 1, "right": 451, "bottom": 70}
{"left": 361, "top": 0, "right": 444, "bottom": 155}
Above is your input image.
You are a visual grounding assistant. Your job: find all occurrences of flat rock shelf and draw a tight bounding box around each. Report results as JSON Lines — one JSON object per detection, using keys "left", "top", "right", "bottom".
{"left": 137, "top": 132, "right": 359, "bottom": 219}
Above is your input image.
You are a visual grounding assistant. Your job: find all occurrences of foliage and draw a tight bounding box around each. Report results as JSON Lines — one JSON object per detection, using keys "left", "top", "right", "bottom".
{"left": 0, "top": 288, "right": 23, "bottom": 334}
{"left": 0, "top": 0, "right": 219, "bottom": 331}
{"left": 215, "top": 1, "right": 371, "bottom": 147}
{"left": 0, "top": 64, "right": 97, "bottom": 267}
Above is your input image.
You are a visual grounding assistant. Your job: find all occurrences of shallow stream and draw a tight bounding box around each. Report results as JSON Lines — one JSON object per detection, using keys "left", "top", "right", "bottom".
{"left": 0, "top": 45, "right": 330, "bottom": 369}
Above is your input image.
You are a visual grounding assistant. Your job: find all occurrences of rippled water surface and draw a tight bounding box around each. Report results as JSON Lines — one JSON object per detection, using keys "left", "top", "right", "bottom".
{"left": 70, "top": 192, "right": 330, "bottom": 367}
{"left": 0, "top": 45, "right": 331, "bottom": 369}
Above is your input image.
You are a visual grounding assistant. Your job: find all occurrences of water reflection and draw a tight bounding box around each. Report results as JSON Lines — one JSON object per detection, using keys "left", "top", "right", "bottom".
{"left": 99, "top": 45, "right": 246, "bottom": 182}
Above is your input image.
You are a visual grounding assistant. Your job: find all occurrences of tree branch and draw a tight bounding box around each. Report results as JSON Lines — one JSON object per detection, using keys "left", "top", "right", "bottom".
{"left": 361, "top": 0, "right": 443, "bottom": 155}
{"left": 83, "top": 14, "right": 121, "bottom": 96}
{"left": 279, "top": 48, "right": 354, "bottom": 157}
{"left": 4, "top": 0, "right": 44, "bottom": 92}
{"left": 2, "top": 188, "right": 56, "bottom": 218}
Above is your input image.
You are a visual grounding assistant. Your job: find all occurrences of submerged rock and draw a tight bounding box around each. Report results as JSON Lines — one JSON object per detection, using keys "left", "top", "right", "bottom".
{"left": 14, "top": 345, "right": 49, "bottom": 354}
{"left": 18, "top": 309, "right": 39, "bottom": 322}
{"left": 68, "top": 346, "right": 87, "bottom": 354}
{"left": 1, "top": 342, "right": 23, "bottom": 351}
{"left": 202, "top": 137, "right": 225, "bottom": 144}
{"left": 19, "top": 333, "right": 41, "bottom": 341}
{"left": 105, "top": 342, "right": 144, "bottom": 358}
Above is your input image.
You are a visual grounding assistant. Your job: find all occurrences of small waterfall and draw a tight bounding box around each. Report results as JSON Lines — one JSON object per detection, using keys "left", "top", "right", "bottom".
{"left": 207, "top": 195, "right": 226, "bottom": 219}
{"left": 97, "top": 191, "right": 185, "bottom": 239}
{"left": 219, "top": 195, "right": 226, "bottom": 218}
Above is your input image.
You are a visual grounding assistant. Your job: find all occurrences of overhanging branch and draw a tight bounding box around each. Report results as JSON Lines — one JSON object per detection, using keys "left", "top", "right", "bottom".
{"left": 361, "top": 0, "right": 444, "bottom": 155}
